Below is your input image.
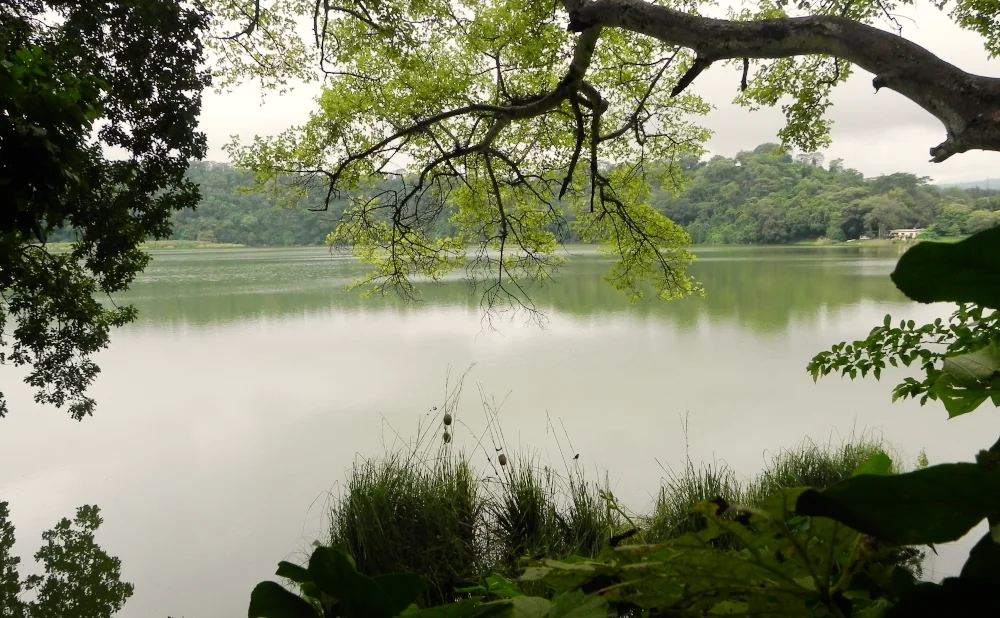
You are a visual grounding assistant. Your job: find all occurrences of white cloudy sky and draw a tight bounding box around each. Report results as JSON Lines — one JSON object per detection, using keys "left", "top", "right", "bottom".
{"left": 197, "top": 3, "right": 1000, "bottom": 184}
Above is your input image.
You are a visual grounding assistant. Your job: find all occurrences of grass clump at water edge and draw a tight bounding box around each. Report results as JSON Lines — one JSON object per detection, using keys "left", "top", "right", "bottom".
{"left": 324, "top": 379, "right": 921, "bottom": 603}
{"left": 329, "top": 453, "right": 483, "bottom": 605}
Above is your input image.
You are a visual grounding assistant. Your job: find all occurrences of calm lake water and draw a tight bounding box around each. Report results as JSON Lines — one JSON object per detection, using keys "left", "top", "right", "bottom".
{"left": 3, "top": 245, "right": 998, "bottom": 618}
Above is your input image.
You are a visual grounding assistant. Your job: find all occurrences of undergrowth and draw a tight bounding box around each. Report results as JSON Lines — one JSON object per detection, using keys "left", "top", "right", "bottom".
{"left": 326, "top": 371, "right": 920, "bottom": 604}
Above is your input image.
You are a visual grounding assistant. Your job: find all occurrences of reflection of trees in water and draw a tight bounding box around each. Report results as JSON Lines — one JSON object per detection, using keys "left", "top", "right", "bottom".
{"left": 115, "top": 247, "right": 910, "bottom": 332}
{"left": 525, "top": 248, "right": 909, "bottom": 333}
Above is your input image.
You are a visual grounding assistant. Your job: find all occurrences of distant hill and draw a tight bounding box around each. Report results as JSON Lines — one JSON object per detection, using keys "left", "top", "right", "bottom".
{"left": 46, "top": 147, "right": 1000, "bottom": 246}
{"left": 171, "top": 153, "right": 1000, "bottom": 245}
{"left": 936, "top": 179, "right": 999, "bottom": 190}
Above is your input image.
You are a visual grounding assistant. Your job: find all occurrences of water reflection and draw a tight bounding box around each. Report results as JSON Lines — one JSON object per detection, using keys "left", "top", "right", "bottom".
{"left": 119, "top": 246, "right": 910, "bottom": 334}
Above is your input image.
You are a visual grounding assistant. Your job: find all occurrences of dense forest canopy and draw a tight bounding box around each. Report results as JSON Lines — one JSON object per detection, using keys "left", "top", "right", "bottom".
{"left": 85, "top": 145, "right": 999, "bottom": 248}
{"left": 653, "top": 144, "right": 1000, "bottom": 244}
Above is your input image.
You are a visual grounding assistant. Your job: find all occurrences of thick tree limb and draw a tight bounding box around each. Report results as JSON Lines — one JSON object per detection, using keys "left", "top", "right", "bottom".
{"left": 568, "top": 0, "right": 1000, "bottom": 162}
{"left": 671, "top": 56, "right": 713, "bottom": 97}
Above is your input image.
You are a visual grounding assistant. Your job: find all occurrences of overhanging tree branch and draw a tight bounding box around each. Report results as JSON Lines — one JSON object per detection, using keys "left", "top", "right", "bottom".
{"left": 223, "top": 0, "right": 706, "bottom": 311}
{"left": 217, "top": 0, "right": 260, "bottom": 40}
{"left": 569, "top": 0, "right": 1000, "bottom": 162}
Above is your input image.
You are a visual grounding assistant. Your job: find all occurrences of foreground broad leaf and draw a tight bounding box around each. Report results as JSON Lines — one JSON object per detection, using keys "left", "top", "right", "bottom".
{"left": 931, "top": 377, "right": 991, "bottom": 418}
{"left": 374, "top": 573, "right": 427, "bottom": 615}
{"left": 959, "top": 531, "right": 1000, "bottom": 581}
{"left": 401, "top": 598, "right": 509, "bottom": 618}
{"left": 923, "top": 346, "right": 1000, "bottom": 417}
{"left": 885, "top": 578, "right": 1000, "bottom": 617}
{"left": 309, "top": 546, "right": 394, "bottom": 618}
{"left": 890, "top": 228, "right": 1000, "bottom": 308}
{"left": 547, "top": 591, "right": 609, "bottom": 617}
{"left": 507, "top": 596, "right": 553, "bottom": 617}
{"left": 797, "top": 463, "right": 1000, "bottom": 544}
{"left": 248, "top": 581, "right": 318, "bottom": 618}
{"left": 485, "top": 573, "right": 522, "bottom": 598}
{"left": 944, "top": 345, "right": 1000, "bottom": 386}
{"left": 276, "top": 561, "right": 312, "bottom": 585}
{"left": 852, "top": 452, "right": 893, "bottom": 476}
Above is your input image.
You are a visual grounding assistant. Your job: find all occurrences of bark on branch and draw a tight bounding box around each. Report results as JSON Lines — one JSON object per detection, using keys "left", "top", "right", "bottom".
{"left": 569, "top": 0, "right": 1000, "bottom": 162}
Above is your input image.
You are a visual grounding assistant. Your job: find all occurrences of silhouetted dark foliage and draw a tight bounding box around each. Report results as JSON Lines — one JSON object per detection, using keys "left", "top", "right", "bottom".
{"left": 0, "top": 501, "right": 133, "bottom": 617}
{"left": 0, "top": 0, "right": 209, "bottom": 419}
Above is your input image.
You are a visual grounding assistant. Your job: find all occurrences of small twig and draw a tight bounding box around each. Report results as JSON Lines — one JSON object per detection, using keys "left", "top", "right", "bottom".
{"left": 217, "top": 0, "right": 261, "bottom": 41}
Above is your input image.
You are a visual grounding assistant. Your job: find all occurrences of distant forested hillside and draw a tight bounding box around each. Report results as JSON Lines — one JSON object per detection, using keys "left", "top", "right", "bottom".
{"left": 54, "top": 144, "right": 1000, "bottom": 247}
{"left": 171, "top": 162, "right": 349, "bottom": 246}
{"left": 652, "top": 143, "right": 1000, "bottom": 243}
{"left": 936, "top": 179, "right": 999, "bottom": 191}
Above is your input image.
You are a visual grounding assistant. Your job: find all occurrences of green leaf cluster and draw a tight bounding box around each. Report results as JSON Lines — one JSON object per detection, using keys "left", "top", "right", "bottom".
{"left": 802, "top": 225, "right": 1000, "bottom": 614}
{"left": 808, "top": 230, "right": 1000, "bottom": 417}
{"left": 206, "top": 0, "right": 720, "bottom": 308}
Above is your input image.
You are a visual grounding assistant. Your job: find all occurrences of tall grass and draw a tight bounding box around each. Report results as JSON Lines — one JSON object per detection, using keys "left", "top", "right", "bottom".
{"left": 330, "top": 451, "right": 631, "bottom": 599}
{"left": 485, "top": 457, "right": 556, "bottom": 571}
{"left": 330, "top": 453, "right": 483, "bottom": 605}
{"left": 328, "top": 435, "right": 902, "bottom": 602}
{"left": 745, "top": 435, "right": 891, "bottom": 506}
{"left": 559, "top": 476, "right": 623, "bottom": 557}
{"left": 645, "top": 433, "right": 891, "bottom": 549}
{"left": 646, "top": 461, "right": 743, "bottom": 543}
{"left": 325, "top": 376, "right": 913, "bottom": 603}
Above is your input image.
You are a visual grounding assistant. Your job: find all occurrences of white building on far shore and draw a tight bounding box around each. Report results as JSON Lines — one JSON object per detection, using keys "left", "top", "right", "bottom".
{"left": 888, "top": 228, "right": 926, "bottom": 239}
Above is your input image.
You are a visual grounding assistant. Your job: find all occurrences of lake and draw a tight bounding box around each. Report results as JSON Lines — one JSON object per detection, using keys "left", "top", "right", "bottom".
{"left": 2, "top": 245, "right": 998, "bottom": 618}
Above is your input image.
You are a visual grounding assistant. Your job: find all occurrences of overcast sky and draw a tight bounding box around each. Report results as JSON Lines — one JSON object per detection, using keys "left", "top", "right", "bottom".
{"left": 198, "top": 3, "right": 1000, "bottom": 184}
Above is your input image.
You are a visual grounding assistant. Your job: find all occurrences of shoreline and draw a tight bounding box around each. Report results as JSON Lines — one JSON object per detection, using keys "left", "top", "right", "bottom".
{"left": 46, "top": 239, "right": 247, "bottom": 251}
{"left": 44, "top": 236, "right": 965, "bottom": 253}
